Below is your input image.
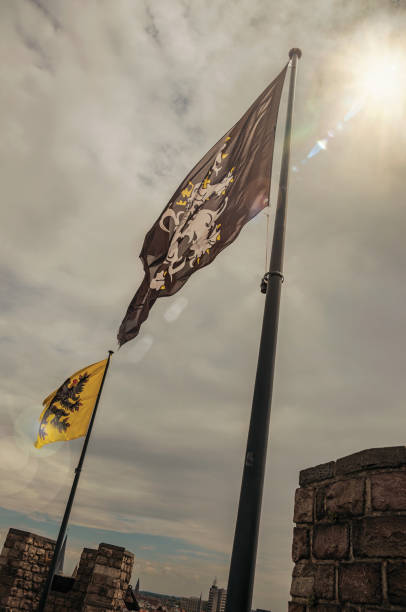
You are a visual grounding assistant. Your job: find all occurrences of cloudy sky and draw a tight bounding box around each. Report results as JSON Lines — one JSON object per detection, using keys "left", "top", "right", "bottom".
{"left": 1, "top": 1, "right": 406, "bottom": 609}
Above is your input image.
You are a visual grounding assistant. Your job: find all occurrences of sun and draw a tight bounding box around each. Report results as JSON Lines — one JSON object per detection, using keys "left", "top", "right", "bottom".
{"left": 345, "top": 35, "right": 406, "bottom": 122}
{"left": 326, "top": 26, "right": 406, "bottom": 124}
{"left": 356, "top": 51, "right": 405, "bottom": 106}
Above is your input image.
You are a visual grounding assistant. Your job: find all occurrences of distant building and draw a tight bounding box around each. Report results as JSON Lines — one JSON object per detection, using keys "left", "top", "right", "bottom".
{"left": 180, "top": 595, "right": 203, "bottom": 612}
{"left": 207, "top": 579, "right": 227, "bottom": 612}
{"left": 138, "top": 591, "right": 180, "bottom": 612}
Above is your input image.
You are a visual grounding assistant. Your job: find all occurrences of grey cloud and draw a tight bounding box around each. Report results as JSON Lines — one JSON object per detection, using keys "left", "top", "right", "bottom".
{"left": 172, "top": 91, "right": 192, "bottom": 117}
{"left": 24, "top": 0, "right": 62, "bottom": 31}
{"left": 144, "top": 4, "right": 161, "bottom": 45}
{"left": 15, "top": 23, "right": 54, "bottom": 73}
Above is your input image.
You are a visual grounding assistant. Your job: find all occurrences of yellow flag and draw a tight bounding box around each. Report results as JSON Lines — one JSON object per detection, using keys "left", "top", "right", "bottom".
{"left": 35, "top": 359, "right": 108, "bottom": 449}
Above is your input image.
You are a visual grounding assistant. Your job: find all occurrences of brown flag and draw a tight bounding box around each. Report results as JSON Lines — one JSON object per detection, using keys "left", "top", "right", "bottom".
{"left": 118, "top": 65, "right": 287, "bottom": 346}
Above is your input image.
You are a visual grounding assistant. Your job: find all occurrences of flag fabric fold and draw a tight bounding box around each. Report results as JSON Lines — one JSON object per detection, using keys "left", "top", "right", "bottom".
{"left": 118, "top": 64, "right": 288, "bottom": 346}
{"left": 34, "top": 359, "right": 108, "bottom": 448}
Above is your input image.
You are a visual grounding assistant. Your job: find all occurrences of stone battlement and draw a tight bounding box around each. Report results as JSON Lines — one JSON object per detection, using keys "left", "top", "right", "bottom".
{"left": 289, "top": 446, "right": 406, "bottom": 611}
{"left": 0, "top": 528, "right": 134, "bottom": 611}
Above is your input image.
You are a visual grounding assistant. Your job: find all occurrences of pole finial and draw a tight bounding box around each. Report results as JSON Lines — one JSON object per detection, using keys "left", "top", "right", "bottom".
{"left": 289, "top": 48, "right": 302, "bottom": 59}
{"left": 108, "top": 350, "right": 114, "bottom": 356}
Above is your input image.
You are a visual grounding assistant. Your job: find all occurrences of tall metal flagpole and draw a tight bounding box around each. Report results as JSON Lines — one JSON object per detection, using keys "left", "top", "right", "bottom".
{"left": 37, "top": 350, "right": 114, "bottom": 612}
{"left": 225, "top": 48, "right": 301, "bottom": 612}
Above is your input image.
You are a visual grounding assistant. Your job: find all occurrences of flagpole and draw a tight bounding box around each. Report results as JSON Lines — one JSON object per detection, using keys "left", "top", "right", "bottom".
{"left": 37, "top": 350, "right": 114, "bottom": 612}
{"left": 225, "top": 48, "right": 301, "bottom": 612}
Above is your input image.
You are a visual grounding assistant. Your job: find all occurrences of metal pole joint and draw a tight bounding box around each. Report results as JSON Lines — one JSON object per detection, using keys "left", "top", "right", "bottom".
{"left": 260, "top": 271, "right": 284, "bottom": 293}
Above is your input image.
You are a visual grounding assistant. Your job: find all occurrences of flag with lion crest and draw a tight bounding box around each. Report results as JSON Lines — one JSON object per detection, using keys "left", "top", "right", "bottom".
{"left": 118, "top": 64, "right": 287, "bottom": 346}
{"left": 34, "top": 359, "right": 108, "bottom": 448}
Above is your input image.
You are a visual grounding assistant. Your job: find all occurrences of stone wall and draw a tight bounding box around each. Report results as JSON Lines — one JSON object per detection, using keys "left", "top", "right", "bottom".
{"left": 0, "top": 528, "right": 134, "bottom": 611}
{"left": 81, "top": 542, "right": 134, "bottom": 611}
{"left": 0, "top": 528, "right": 55, "bottom": 611}
{"left": 289, "top": 446, "right": 406, "bottom": 611}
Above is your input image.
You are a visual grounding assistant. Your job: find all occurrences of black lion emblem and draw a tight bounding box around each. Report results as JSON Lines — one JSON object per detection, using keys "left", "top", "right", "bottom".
{"left": 38, "top": 373, "right": 90, "bottom": 441}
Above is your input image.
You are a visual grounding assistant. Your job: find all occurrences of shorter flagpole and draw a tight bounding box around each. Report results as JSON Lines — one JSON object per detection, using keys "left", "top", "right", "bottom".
{"left": 37, "top": 350, "right": 114, "bottom": 612}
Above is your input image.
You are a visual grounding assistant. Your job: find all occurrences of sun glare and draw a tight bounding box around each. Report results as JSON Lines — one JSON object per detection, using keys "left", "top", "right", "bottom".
{"left": 360, "top": 58, "right": 401, "bottom": 102}
{"left": 352, "top": 48, "right": 406, "bottom": 117}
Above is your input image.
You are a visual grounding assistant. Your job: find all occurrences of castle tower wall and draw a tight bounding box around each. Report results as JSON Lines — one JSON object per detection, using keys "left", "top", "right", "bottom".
{"left": 44, "top": 546, "right": 98, "bottom": 611}
{"left": 0, "top": 529, "right": 134, "bottom": 611}
{"left": 289, "top": 446, "right": 406, "bottom": 611}
{"left": 0, "top": 528, "right": 55, "bottom": 610}
{"left": 82, "top": 542, "right": 134, "bottom": 611}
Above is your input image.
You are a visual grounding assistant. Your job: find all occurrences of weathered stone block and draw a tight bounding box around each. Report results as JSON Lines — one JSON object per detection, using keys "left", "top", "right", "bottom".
{"left": 353, "top": 516, "right": 406, "bottom": 557}
{"left": 292, "top": 527, "right": 310, "bottom": 562}
{"left": 82, "top": 604, "right": 109, "bottom": 612}
{"left": 312, "top": 606, "right": 340, "bottom": 611}
{"left": 370, "top": 471, "right": 406, "bottom": 511}
{"left": 387, "top": 561, "right": 406, "bottom": 605}
{"left": 93, "top": 564, "right": 120, "bottom": 579}
{"left": 85, "top": 583, "right": 106, "bottom": 596}
{"left": 7, "top": 548, "right": 21, "bottom": 560}
{"left": 339, "top": 563, "right": 382, "bottom": 603}
{"left": 315, "top": 486, "right": 326, "bottom": 521}
{"left": 95, "top": 555, "right": 108, "bottom": 565}
{"left": 300, "top": 462, "right": 335, "bottom": 486}
{"left": 313, "top": 523, "right": 349, "bottom": 559}
{"left": 336, "top": 446, "right": 406, "bottom": 476}
{"left": 82, "top": 548, "right": 95, "bottom": 557}
{"left": 9, "top": 528, "right": 31, "bottom": 539}
{"left": 325, "top": 478, "right": 364, "bottom": 517}
{"left": 6, "top": 596, "right": 20, "bottom": 607}
{"left": 290, "top": 560, "right": 315, "bottom": 597}
{"left": 294, "top": 487, "right": 314, "bottom": 523}
{"left": 314, "top": 564, "right": 335, "bottom": 599}
{"left": 100, "top": 543, "right": 125, "bottom": 553}
{"left": 90, "top": 573, "right": 107, "bottom": 586}
{"left": 8, "top": 560, "right": 19, "bottom": 571}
